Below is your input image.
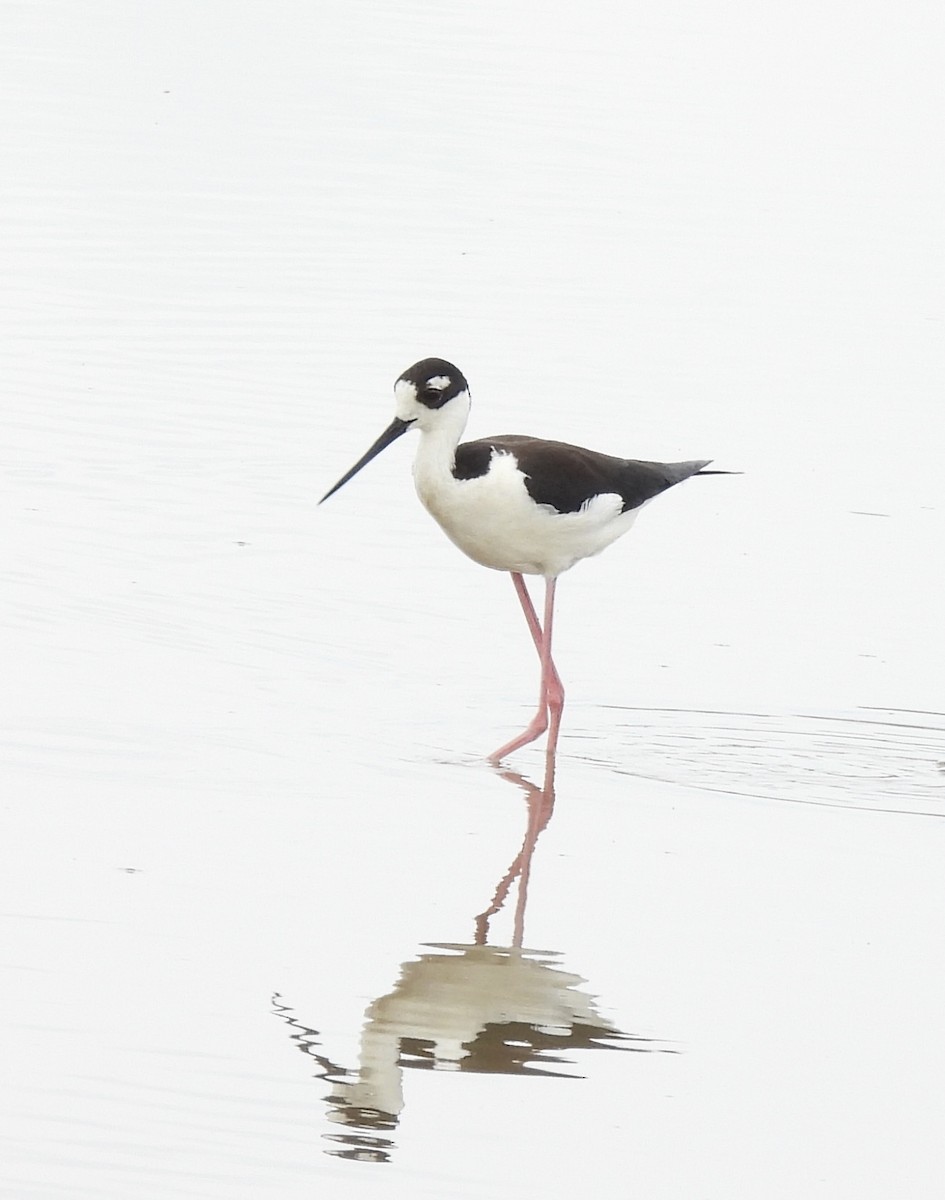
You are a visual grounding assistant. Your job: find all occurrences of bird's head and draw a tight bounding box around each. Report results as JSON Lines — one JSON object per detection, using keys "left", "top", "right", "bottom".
{"left": 320, "top": 358, "right": 470, "bottom": 503}
{"left": 392, "top": 358, "right": 470, "bottom": 432}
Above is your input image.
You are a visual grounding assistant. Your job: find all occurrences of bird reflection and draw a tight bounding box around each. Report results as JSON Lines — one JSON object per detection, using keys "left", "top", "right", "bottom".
{"left": 272, "top": 751, "right": 670, "bottom": 1163}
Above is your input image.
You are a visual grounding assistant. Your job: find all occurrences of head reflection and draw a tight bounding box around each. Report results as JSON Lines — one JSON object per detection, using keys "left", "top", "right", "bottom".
{"left": 273, "top": 752, "right": 669, "bottom": 1163}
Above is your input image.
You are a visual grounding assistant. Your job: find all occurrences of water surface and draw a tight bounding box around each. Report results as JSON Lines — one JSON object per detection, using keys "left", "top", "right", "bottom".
{"left": 3, "top": 1, "right": 944, "bottom": 1197}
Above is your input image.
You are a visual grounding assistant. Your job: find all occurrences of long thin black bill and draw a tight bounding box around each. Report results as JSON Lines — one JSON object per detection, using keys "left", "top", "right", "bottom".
{"left": 319, "top": 417, "right": 413, "bottom": 503}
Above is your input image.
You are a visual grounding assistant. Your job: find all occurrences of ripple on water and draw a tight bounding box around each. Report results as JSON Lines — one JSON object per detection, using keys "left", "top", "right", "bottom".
{"left": 577, "top": 707, "right": 945, "bottom": 818}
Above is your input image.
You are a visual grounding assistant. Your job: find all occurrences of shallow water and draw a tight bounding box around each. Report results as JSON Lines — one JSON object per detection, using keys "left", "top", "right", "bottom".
{"left": 3, "top": 1, "right": 945, "bottom": 1197}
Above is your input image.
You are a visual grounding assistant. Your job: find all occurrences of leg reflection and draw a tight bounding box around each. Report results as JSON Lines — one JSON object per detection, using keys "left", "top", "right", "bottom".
{"left": 475, "top": 745, "right": 557, "bottom": 947}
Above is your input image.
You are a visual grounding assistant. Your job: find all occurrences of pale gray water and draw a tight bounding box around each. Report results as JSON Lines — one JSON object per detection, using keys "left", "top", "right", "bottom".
{"left": 3, "top": 1, "right": 944, "bottom": 1197}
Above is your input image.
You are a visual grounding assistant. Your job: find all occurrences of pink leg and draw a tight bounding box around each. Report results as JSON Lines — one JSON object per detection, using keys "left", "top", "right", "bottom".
{"left": 488, "top": 574, "right": 565, "bottom": 762}
{"left": 541, "top": 578, "right": 565, "bottom": 757}
{"left": 509, "top": 573, "right": 564, "bottom": 699}
{"left": 511, "top": 572, "right": 543, "bottom": 651}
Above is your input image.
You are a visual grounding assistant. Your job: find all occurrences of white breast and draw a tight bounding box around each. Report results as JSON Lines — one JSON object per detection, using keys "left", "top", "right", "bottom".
{"left": 413, "top": 447, "right": 640, "bottom": 578}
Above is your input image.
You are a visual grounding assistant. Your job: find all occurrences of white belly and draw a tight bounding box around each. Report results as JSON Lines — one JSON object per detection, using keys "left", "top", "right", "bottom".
{"left": 413, "top": 451, "right": 640, "bottom": 577}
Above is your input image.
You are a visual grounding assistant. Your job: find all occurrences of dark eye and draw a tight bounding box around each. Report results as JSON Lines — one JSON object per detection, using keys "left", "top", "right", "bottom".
{"left": 420, "top": 373, "right": 452, "bottom": 401}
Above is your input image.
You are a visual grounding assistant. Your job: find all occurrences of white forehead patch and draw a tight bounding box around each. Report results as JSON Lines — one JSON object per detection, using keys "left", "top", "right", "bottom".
{"left": 426, "top": 375, "right": 451, "bottom": 391}
{"left": 393, "top": 378, "right": 420, "bottom": 418}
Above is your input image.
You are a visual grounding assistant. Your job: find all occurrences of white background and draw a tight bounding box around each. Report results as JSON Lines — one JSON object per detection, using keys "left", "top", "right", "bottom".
{"left": 2, "top": 2, "right": 944, "bottom": 1197}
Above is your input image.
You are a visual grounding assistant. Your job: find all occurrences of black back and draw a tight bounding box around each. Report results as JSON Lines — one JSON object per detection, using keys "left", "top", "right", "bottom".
{"left": 454, "top": 436, "right": 711, "bottom": 514}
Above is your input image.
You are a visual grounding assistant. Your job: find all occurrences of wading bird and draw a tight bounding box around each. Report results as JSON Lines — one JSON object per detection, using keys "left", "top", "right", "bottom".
{"left": 321, "top": 358, "right": 731, "bottom": 761}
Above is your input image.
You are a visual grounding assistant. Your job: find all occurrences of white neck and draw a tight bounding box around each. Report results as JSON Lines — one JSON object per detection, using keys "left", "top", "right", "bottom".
{"left": 411, "top": 390, "right": 471, "bottom": 499}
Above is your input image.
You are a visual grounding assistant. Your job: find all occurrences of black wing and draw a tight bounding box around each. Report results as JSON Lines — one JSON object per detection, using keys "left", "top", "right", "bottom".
{"left": 455, "top": 436, "right": 712, "bottom": 515}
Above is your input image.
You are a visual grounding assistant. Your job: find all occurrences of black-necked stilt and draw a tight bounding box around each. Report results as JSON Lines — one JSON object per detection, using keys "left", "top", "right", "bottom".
{"left": 321, "top": 358, "right": 733, "bottom": 762}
